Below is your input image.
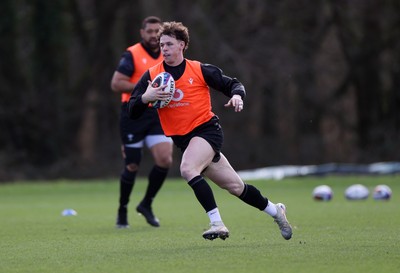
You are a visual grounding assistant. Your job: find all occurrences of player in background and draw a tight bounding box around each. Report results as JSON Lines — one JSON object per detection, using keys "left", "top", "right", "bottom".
{"left": 128, "top": 21, "right": 292, "bottom": 240}
{"left": 111, "top": 16, "right": 173, "bottom": 228}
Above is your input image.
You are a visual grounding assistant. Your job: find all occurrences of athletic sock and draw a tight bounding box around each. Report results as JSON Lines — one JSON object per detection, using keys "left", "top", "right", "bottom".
{"left": 140, "top": 165, "right": 169, "bottom": 207}
{"left": 238, "top": 184, "right": 269, "bottom": 210}
{"left": 207, "top": 208, "right": 223, "bottom": 223}
{"left": 119, "top": 169, "right": 137, "bottom": 209}
{"left": 188, "top": 175, "right": 218, "bottom": 213}
{"left": 263, "top": 200, "right": 277, "bottom": 217}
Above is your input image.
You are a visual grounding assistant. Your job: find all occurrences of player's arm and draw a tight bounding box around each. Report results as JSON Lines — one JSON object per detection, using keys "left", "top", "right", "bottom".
{"left": 201, "top": 63, "right": 245, "bottom": 112}
{"left": 201, "top": 63, "right": 246, "bottom": 99}
{"left": 128, "top": 71, "right": 152, "bottom": 119}
{"left": 110, "top": 51, "right": 135, "bottom": 93}
{"left": 111, "top": 71, "right": 135, "bottom": 93}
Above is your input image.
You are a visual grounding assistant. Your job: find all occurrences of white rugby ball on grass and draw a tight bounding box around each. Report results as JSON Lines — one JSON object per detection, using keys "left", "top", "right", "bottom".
{"left": 151, "top": 72, "right": 175, "bottom": 109}
{"left": 312, "top": 185, "right": 333, "bottom": 201}
{"left": 373, "top": 184, "right": 392, "bottom": 200}
{"left": 345, "top": 184, "right": 369, "bottom": 200}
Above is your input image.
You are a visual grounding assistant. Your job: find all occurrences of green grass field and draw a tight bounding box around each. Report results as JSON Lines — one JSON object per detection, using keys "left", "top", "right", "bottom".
{"left": 0, "top": 176, "right": 399, "bottom": 273}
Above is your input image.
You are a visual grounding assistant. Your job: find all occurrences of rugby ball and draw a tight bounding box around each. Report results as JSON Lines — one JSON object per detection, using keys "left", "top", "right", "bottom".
{"left": 312, "top": 185, "right": 333, "bottom": 201}
{"left": 373, "top": 184, "right": 392, "bottom": 200}
{"left": 344, "top": 184, "right": 369, "bottom": 200}
{"left": 151, "top": 72, "right": 175, "bottom": 109}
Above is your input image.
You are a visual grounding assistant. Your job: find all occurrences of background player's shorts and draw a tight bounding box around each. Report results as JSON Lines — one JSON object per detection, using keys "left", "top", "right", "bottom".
{"left": 171, "top": 116, "right": 223, "bottom": 162}
{"left": 120, "top": 103, "right": 172, "bottom": 149}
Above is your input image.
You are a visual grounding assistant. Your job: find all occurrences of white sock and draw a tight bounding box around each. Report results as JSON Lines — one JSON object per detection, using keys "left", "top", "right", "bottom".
{"left": 207, "top": 208, "right": 222, "bottom": 223}
{"left": 263, "top": 201, "right": 277, "bottom": 217}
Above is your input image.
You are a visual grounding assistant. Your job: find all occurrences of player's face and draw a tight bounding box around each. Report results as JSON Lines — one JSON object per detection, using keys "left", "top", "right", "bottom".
{"left": 159, "top": 35, "right": 185, "bottom": 66}
{"left": 141, "top": 23, "right": 161, "bottom": 50}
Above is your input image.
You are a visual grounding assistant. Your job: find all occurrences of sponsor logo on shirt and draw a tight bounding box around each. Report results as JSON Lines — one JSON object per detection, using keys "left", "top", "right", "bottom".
{"left": 171, "top": 89, "right": 184, "bottom": 101}
{"left": 167, "top": 89, "right": 189, "bottom": 108}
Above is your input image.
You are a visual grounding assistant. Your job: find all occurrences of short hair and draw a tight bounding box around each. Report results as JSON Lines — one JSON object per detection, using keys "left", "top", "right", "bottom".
{"left": 159, "top": 21, "right": 190, "bottom": 51}
{"left": 141, "top": 16, "right": 162, "bottom": 29}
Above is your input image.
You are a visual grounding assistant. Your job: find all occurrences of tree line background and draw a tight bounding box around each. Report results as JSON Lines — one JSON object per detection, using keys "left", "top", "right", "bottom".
{"left": 0, "top": 0, "right": 399, "bottom": 181}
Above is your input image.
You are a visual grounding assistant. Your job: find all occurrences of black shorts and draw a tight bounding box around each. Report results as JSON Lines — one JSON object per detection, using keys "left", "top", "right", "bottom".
{"left": 171, "top": 116, "right": 224, "bottom": 162}
{"left": 120, "top": 103, "right": 165, "bottom": 145}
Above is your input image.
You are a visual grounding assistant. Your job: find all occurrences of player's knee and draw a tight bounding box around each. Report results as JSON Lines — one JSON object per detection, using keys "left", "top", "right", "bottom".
{"left": 180, "top": 161, "right": 196, "bottom": 181}
{"left": 180, "top": 167, "right": 189, "bottom": 181}
{"left": 126, "top": 163, "right": 139, "bottom": 172}
{"left": 155, "top": 154, "right": 173, "bottom": 169}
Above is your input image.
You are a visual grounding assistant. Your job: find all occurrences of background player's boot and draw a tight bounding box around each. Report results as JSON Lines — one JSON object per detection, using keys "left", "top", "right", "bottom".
{"left": 116, "top": 207, "right": 130, "bottom": 228}
{"left": 136, "top": 203, "right": 160, "bottom": 227}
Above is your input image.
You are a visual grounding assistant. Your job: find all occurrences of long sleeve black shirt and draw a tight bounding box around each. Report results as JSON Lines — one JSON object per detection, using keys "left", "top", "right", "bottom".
{"left": 128, "top": 59, "right": 246, "bottom": 119}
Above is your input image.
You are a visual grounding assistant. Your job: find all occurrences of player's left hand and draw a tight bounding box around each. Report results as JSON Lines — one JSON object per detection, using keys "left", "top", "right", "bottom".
{"left": 224, "top": 94, "right": 244, "bottom": 112}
